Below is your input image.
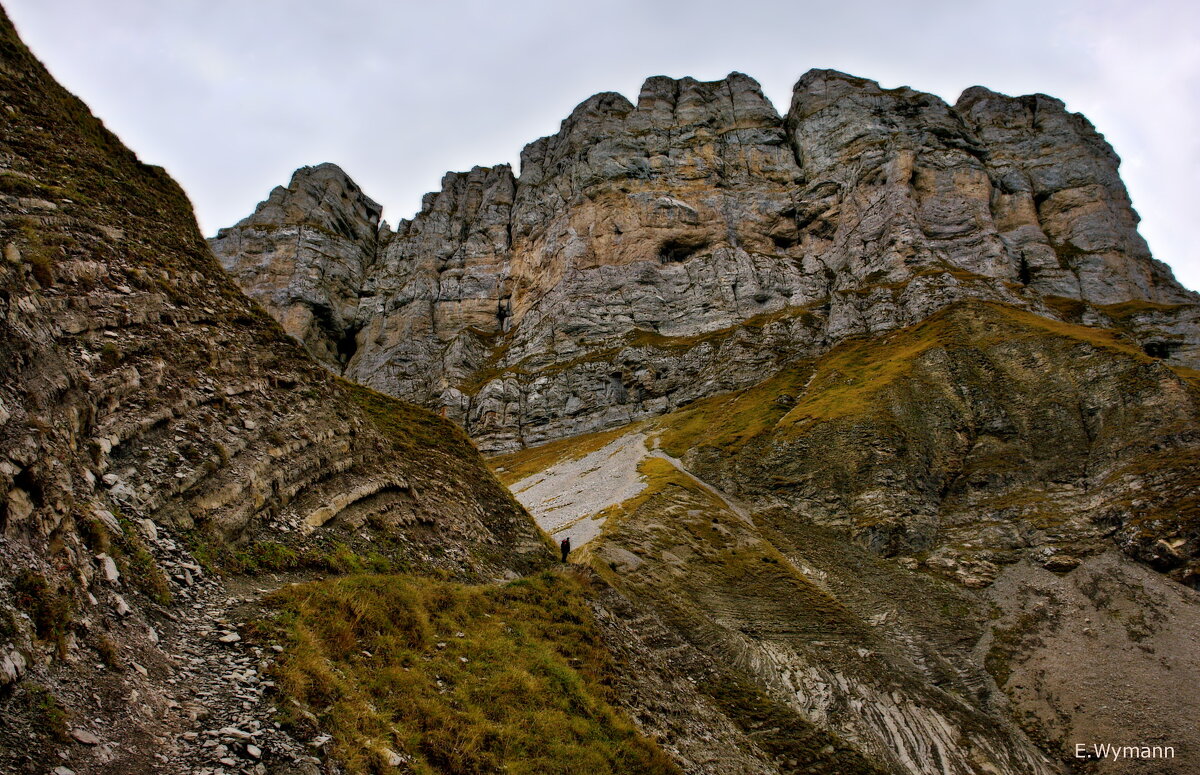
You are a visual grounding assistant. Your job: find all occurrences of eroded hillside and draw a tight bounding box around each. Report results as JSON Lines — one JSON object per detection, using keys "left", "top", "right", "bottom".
{"left": 0, "top": 9, "right": 679, "bottom": 775}
{"left": 6, "top": 4, "right": 1200, "bottom": 774}
{"left": 494, "top": 300, "right": 1200, "bottom": 774}
{"left": 215, "top": 33, "right": 1200, "bottom": 775}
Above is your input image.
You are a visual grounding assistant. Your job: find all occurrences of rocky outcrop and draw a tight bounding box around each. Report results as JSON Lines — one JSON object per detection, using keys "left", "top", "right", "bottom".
{"left": 215, "top": 70, "right": 1200, "bottom": 452}
{"left": 956, "top": 86, "right": 1181, "bottom": 303}
{"left": 352, "top": 164, "right": 517, "bottom": 405}
{"left": 9, "top": 6, "right": 1199, "bottom": 773}
{"left": 0, "top": 10, "right": 549, "bottom": 773}
{"left": 210, "top": 162, "right": 383, "bottom": 370}
{"left": 204, "top": 55, "right": 1200, "bottom": 775}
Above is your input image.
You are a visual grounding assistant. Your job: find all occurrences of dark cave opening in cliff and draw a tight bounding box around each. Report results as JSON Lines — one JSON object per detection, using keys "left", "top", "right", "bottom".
{"left": 336, "top": 324, "right": 362, "bottom": 363}
{"left": 659, "top": 236, "right": 709, "bottom": 264}
{"left": 1142, "top": 341, "right": 1179, "bottom": 359}
{"left": 309, "top": 303, "right": 362, "bottom": 364}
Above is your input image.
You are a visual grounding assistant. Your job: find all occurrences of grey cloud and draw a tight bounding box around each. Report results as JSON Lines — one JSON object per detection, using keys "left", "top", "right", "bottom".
{"left": 6, "top": 0, "right": 1197, "bottom": 289}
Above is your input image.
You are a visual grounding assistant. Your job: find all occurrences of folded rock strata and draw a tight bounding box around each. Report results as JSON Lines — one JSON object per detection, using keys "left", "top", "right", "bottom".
{"left": 0, "top": 9, "right": 549, "bottom": 772}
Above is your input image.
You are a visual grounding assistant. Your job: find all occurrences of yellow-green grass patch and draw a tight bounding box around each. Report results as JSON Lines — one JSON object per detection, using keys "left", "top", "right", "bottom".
{"left": 262, "top": 570, "right": 679, "bottom": 775}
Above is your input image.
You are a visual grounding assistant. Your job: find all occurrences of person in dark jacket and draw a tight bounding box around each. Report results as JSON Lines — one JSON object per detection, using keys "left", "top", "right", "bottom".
{"left": 560, "top": 536, "right": 571, "bottom": 563}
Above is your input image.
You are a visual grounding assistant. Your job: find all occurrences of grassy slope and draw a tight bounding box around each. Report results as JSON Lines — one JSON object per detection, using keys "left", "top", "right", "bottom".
{"left": 254, "top": 300, "right": 1200, "bottom": 773}
{"left": 260, "top": 571, "right": 679, "bottom": 775}
{"left": 485, "top": 299, "right": 1200, "bottom": 773}
{"left": 655, "top": 299, "right": 1165, "bottom": 456}
{"left": 495, "top": 296, "right": 1200, "bottom": 589}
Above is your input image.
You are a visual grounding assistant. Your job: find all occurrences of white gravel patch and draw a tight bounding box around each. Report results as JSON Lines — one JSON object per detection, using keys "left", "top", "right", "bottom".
{"left": 509, "top": 432, "right": 650, "bottom": 548}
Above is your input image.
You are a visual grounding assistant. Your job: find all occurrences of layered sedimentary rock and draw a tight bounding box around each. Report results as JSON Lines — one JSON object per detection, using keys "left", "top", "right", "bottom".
{"left": 494, "top": 299, "right": 1200, "bottom": 774}
{"left": 0, "top": 10, "right": 549, "bottom": 773}
{"left": 210, "top": 162, "right": 382, "bottom": 370}
{"left": 215, "top": 70, "right": 1200, "bottom": 452}
{"left": 207, "top": 58, "right": 1200, "bottom": 775}
{"left": 8, "top": 4, "right": 1199, "bottom": 772}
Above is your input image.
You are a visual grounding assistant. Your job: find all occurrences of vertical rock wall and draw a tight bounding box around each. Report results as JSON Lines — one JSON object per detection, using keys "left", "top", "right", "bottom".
{"left": 213, "top": 71, "right": 1200, "bottom": 451}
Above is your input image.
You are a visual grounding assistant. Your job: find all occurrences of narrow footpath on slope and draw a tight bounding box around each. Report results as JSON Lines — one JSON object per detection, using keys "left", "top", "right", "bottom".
{"left": 646, "top": 448, "right": 755, "bottom": 526}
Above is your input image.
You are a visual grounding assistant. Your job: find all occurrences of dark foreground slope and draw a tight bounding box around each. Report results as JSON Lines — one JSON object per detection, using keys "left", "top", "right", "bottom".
{"left": 496, "top": 300, "right": 1200, "bottom": 775}
{"left": 0, "top": 10, "right": 678, "bottom": 775}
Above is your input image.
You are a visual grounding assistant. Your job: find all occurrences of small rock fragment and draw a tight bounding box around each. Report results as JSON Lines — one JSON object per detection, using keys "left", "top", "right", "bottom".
{"left": 71, "top": 728, "right": 101, "bottom": 745}
{"left": 1043, "top": 555, "right": 1081, "bottom": 573}
{"left": 92, "top": 508, "right": 121, "bottom": 533}
{"left": 96, "top": 553, "right": 120, "bottom": 583}
{"left": 137, "top": 518, "right": 158, "bottom": 541}
{"left": 1, "top": 649, "right": 27, "bottom": 685}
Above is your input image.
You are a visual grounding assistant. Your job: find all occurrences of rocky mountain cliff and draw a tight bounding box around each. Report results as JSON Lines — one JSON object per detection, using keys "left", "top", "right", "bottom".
{"left": 214, "top": 71, "right": 1200, "bottom": 452}
{"left": 8, "top": 5, "right": 1200, "bottom": 773}
{"left": 216, "top": 62, "right": 1200, "bottom": 775}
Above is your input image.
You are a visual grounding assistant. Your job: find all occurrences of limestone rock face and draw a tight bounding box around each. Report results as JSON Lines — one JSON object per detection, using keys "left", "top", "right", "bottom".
{"left": 955, "top": 87, "right": 1187, "bottom": 303}
{"left": 216, "top": 70, "right": 1200, "bottom": 451}
{"left": 347, "top": 164, "right": 516, "bottom": 405}
{"left": 210, "top": 163, "right": 382, "bottom": 370}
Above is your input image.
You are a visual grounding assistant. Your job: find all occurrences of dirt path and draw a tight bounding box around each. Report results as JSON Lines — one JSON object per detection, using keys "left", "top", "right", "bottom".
{"left": 154, "top": 571, "right": 325, "bottom": 775}
{"left": 647, "top": 448, "right": 754, "bottom": 526}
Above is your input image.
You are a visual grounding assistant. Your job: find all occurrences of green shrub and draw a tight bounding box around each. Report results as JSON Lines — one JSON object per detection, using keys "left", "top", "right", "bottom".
{"left": 12, "top": 571, "right": 72, "bottom": 650}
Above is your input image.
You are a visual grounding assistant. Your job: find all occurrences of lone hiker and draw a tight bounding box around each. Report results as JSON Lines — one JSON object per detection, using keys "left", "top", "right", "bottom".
{"left": 560, "top": 536, "right": 571, "bottom": 563}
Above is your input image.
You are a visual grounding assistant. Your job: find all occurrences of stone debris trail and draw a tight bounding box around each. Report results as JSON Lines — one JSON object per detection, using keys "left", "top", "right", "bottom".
{"left": 509, "top": 431, "right": 756, "bottom": 551}
{"left": 510, "top": 433, "right": 651, "bottom": 548}
{"left": 156, "top": 571, "right": 324, "bottom": 775}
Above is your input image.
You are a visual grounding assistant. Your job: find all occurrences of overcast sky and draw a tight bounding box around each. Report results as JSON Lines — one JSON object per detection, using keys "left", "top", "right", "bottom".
{"left": 6, "top": 0, "right": 1198, "bottom": 290}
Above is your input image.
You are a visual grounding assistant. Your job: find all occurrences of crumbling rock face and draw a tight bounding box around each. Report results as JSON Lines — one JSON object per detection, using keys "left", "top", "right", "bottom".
{"left": 351, "top": 164, "right": 517, "bottom": 405}
{"left": 215, "top": 70, "right": 1200, "bottom": 452}
{"left": 955, "top": 86, "right": 1182, "bottom": 304}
